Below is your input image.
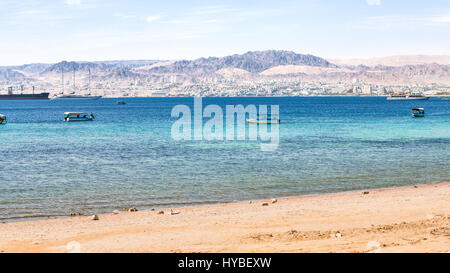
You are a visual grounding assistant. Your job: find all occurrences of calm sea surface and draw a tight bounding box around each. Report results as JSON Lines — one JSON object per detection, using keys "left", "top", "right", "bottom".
{"left": 1, "top": 97, "right": 449, "bottom": 221}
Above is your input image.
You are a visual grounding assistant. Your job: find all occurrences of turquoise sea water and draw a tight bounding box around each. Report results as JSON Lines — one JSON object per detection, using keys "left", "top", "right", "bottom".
{"left": 0, "top": 97, "right": 449, "bottom": 221}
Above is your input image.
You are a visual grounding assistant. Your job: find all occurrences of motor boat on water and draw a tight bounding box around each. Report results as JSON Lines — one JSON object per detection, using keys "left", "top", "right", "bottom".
{"left": 64, "top": 112, "right": 95, "bottom": 122}
{"left": 53, "top": 93, "right": 102, "bottom": 100}
{"left": 411, "top": 108, "right": 425, "bottom": 118}
{"left": 246, "top": 114, "right": 280, "bottom": 124}
{"left": 0, "top": 114, "right": 6, "bottom": 124}
{"left": 387, "top": 92, "right": 429, "bottom": 100}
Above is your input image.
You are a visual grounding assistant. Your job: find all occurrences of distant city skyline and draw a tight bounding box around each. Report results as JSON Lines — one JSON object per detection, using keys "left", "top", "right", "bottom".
{"left": 0, "top": 0, "right": 449, "bottom": 66}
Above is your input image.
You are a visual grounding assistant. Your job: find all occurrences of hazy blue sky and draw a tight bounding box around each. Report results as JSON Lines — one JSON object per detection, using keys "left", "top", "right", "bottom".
{"left": 0, "top": 0, "right": 449, "bottom": 65}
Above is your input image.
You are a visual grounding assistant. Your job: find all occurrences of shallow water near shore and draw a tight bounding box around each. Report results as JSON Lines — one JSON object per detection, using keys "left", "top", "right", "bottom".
{"left": 1, "top": 97, "right": 449, "bottom": 221}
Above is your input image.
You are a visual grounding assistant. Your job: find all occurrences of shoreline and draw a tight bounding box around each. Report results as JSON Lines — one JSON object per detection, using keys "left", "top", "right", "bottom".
{"left": 1, "top": 181, "right": 449, "bottom": 252}
{"left": 2, "top": 181, "right": 447, "bottom": 224}
{"left": 95, "top": 95, "right": 450, "bottom": 98}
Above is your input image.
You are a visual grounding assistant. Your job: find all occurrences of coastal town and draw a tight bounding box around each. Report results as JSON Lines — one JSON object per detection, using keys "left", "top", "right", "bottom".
{"left": 1, "top": 51, "right": 449, "bottom": 98}
{"left": 2, "top": 76, "right": 449, "bottom": 98}
{"left": 95, "top": 77, "right": 449, "bottom": 97}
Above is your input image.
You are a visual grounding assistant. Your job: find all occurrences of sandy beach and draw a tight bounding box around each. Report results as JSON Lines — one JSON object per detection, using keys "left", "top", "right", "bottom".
{"left": 0, "top": 182, "right": 449, "bottom": 253}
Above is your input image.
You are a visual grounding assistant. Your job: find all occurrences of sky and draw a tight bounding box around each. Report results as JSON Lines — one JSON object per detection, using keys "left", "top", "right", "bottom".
{"left": 0, "top": 0, "right": 449, "bottom": 65}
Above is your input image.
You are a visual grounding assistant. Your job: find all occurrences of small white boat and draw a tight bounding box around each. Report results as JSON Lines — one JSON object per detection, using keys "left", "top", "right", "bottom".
{"left": 246, "top": 114, "right": 280, "bottom": 124}
{"left": 64, "top": 112, "right": 95, "bottom": 122}
{"left": 0, "top": 114, "right": 6, "bottom": 125}
{"left": 411, "top": 108, "right": 425, "bottom": 118}
{"left": 54, "top": 94, "right": 102, "bottom": 100}
{"left": 387, "top": 92, "right": 429, "bottom": 100}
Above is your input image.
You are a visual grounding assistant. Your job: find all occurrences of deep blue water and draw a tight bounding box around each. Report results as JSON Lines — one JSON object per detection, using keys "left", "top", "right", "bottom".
{"left": 0, "top": 97, "right": 449, "bottom": 221}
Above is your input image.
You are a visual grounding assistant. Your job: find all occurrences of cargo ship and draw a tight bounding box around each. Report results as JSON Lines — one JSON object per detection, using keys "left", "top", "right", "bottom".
{"left": 0, "top": 87, "right": 49, "bottom": 100}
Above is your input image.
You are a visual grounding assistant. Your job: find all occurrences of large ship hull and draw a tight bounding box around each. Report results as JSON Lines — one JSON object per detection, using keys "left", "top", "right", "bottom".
{"left": 0, "top": 93, "right": 50, "bottom": 100}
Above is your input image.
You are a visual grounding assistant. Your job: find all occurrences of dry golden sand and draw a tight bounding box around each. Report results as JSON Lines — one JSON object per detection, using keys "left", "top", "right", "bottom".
{"left": 0, "top": 182, "right": 449, "bottom": 253}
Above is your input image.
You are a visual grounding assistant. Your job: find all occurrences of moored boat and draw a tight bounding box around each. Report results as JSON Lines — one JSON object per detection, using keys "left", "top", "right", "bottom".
{"left": 246, "top": 114, "right": 280, "bottom": 124}
{"left": 411, "top": 108, "right": 425, "bottom": 118}
{"left": 0, "top": 114, "right": 6, "bottom": 124}
{"left": 53, "top": 94, "right": 102, "bottom": 100}
{"left": 52, "top": 68, "right": 101, "bottom": 100}
{"left": 387, "top": 92, "right": 429, "bottom": 100}
{"left": 64, "top": 112, "right": 95, "bottom": 122}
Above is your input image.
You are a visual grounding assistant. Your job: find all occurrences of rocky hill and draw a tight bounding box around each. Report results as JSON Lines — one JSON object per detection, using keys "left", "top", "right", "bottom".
{"left": 41, "top": 61, "right": 115, "bottom": 74}
{"left": 331, "top": 55, "right": 450, "bottom": 67}
{"left": 148, "top": 50, "right": 335, "bottom": 75}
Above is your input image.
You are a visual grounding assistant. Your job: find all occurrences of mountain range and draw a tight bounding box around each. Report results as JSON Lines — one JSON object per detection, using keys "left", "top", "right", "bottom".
{"left": 331, "top": 55, "right": 450, "bottom": 67}
{"left": 0, "top": 50, "right": 449, "bottom": 94}
{"left": 145, "top": 50, "right": 335, "bottom": 75}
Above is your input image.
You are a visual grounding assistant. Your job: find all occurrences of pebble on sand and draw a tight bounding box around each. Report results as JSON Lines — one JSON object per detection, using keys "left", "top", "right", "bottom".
{"left": 335, "top": 232, "right": 342, "bottom": 238}
{"left": 363, "top": 191, "right": 370, "bottom": 195}
{"left": 91, "top": 214, "right": 99, "bottom": 220}
{"left": 262, "top": 202, "right": 269, "bottom": 206}
{"left": 271, "top": 198, "right": 278, "bottom": 204}
{"left": 170, "top": 209, "right": 180, "bottom": 215}
{"left": 158, "top": 210, "right": 164, "bottom": 215}
{"left": 128, "top": 208, "right": 138, "bottom": 212}
{"left": 113, "top": 210, "right": 120, "bottom": 214}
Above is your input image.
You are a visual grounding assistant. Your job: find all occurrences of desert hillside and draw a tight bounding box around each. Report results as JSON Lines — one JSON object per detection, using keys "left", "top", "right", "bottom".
{"left": 331, "top": 55, "right": 450, "bottom": 67}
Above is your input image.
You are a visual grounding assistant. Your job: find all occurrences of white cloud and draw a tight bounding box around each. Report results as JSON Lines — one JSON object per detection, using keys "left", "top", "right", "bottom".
{"left": 161, "top": 7, "right": 284, "bottom": 26}
{"left": 16, "top": 10, "right": 43, "bottom": 16}
{"left": 189, "top": 5, "right": 237, "bottom": 16}
{"left": 146, "top": 15, "right": 160, "bottom": 23}
{"left": 113, "top": 13, "right": 137, "bottom": 20}
{"left": 366, "top": 0, "right": 381, "bottom": 6}
{"left": 352, "top": 12, "right": 450, "bottom": 32}
{"left": 427, "top": 15, "right": 450, "bottom": 23}
{"left": 67, "top": 0, "right": 81, "bottom": 5}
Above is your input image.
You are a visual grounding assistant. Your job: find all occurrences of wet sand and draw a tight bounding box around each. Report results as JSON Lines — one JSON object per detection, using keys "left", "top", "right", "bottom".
{"left": 0, "top": 182, "right": 449, "bottom": 253}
